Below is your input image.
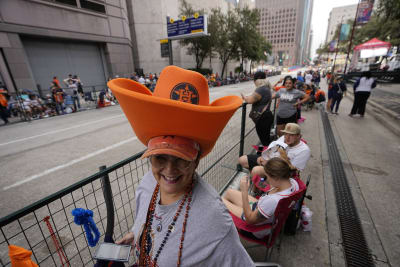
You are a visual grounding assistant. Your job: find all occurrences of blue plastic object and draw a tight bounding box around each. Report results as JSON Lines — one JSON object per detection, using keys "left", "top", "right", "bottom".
{"left": 71, "top": 208, "right": 100, "bottom": 247}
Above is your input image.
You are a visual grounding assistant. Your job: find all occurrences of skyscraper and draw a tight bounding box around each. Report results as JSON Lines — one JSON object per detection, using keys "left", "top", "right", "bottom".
{"left": 255, "top": 0, "right": 313, "bottom": 66}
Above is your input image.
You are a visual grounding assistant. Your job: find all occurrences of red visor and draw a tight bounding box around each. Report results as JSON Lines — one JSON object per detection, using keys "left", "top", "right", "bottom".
{"left": 141, "top": 136, "right": 200, "bottom": 161}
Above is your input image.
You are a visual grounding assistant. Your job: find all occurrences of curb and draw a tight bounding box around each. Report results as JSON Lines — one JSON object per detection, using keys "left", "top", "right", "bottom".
{"left": 346, "top": 92, "right": 400, "bottom": 137}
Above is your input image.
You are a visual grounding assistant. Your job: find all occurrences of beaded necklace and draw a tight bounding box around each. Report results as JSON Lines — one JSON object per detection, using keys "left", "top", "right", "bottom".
{"left": 139, "top": 181, "right": 193, "bottom": 267}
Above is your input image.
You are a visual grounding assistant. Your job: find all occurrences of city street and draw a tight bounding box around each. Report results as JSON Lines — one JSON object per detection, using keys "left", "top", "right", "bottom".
{"left": 0, "top": 79, "right": 263, "bottom": 217}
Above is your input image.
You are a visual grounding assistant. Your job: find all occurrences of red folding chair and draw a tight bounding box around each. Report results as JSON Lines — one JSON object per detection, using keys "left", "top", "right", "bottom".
{"left": 230, "top": 179, "right": 306, "bottom": 261}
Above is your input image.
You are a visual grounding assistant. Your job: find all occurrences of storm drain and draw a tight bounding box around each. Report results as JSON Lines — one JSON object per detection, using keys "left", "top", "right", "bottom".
{"left": 321, "top": 110, "right": 374, "bottom": 267}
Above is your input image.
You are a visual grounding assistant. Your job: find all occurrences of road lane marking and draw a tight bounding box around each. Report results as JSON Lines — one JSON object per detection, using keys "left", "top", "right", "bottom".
{"left": 3, "top": 136, "right": 138, "bottom": 191}
{"left": 0, "top": 115, "right": 125, "bottom": 146}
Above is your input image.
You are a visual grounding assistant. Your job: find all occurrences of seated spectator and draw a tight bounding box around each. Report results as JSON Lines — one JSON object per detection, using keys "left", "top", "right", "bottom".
{"left": 239, "top": 123, "right": 310, "bottom": 179}
{"left": 315, "top": 88, "right": 326, "bottom": 103}
{"left": 222, "top": 157, "right": 299, "bottom": 238}
{"left": 21, "top": 96, "right": 32, "bottom": 119}
{"left": 138, "top": 76, "right": 145, "bottom": 85}
{"left": 111, "top": 66, "right": 253, "bottom": 266}
{"left": 43, "top": 94, "right": 57, "bottom": 116}
{"left": 64, "top": 94, "right": 75, "bottom": 113}
{"left": 29, "top": 94, "right": 44, "bottom": 118}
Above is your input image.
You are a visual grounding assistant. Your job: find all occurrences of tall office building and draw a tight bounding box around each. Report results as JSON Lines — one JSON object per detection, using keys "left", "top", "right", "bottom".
{"left": 255, "top": 0, "right": 313, "bottom": 66}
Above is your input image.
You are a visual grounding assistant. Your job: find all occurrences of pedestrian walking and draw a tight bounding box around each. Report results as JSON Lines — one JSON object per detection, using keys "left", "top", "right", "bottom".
{"left": 349, "top": 71, "right": 376, "bottom": 117}
{"left": 330, "top": 76, "right": 347, "bottom": 114}
{"left": 241, "top": 71, "right": 274, "bottom": 146}
{"left": 326, "top": 74, "right": 335, "bottom": 112}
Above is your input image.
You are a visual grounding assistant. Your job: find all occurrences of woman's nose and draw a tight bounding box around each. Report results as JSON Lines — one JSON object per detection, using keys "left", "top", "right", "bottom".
{"left": 163, "top": 159, "right": 178, "bottom": 173}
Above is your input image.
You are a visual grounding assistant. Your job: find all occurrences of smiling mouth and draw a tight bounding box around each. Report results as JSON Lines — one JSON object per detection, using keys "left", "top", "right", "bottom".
{"left": 162, "top": 175, "right": 181, "bottom": 184}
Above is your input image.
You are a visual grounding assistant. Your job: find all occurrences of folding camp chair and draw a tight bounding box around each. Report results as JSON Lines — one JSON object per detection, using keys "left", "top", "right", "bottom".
{"left": 230, "top": 179, "right": 306, "bottom": 261}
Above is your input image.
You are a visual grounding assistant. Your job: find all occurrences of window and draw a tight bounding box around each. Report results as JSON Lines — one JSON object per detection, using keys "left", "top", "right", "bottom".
{"left": 80, "top": 0, "right": 106, "bottom": 13}
{"left": 54, "top": 0, "right": 77, "bottom": 6}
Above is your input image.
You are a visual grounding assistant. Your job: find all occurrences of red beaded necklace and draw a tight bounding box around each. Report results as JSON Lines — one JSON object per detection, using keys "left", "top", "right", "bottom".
{"left": 139, "top": 181, "right": 193, "bottom": 267}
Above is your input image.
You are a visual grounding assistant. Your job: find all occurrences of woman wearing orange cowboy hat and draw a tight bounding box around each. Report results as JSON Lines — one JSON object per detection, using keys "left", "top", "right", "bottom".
{"left": 109, "top": 66, "right": 254, "bottom": 266}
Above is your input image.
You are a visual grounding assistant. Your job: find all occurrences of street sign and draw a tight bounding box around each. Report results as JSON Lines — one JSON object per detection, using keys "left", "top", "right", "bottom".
{"left": 160, "top": 39, "right": 169, "bottom": 58}
{"left": 167, "top": 15, "right": 208, "bottom": 40}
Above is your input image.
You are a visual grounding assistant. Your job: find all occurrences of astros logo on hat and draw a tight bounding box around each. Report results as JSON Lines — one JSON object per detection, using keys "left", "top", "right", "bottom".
{"left": 107, "top": 66, "right": 242, "bottom": 158}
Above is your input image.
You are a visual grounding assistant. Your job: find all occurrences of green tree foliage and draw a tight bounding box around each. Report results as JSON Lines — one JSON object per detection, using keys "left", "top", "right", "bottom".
{"left": 208, "top": 8, "right": 239, "bottom": 78}
{"left": 179, "top": 0, "right": 211, "bottom": 69}
{"left": 233, "top": 7, "right": 271, "bottom": 71}
{"left": 179, "top": 1, "right": 271, "bottom": 77}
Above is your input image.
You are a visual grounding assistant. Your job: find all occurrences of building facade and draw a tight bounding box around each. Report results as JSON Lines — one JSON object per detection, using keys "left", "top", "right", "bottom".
{"left": 128, "top": 0, "right": 238, "bottom": 76}
{"left": 256, "top": 0, "right": 313, "bottom": 67}
{"left": 0, "top": 0, "right": 135, "bottom": 94}
{"left": 0, "top": 0, "right": 247, "bottom": 95}
{"left": 324, "top": 4, "right": 358, "bottom": 44}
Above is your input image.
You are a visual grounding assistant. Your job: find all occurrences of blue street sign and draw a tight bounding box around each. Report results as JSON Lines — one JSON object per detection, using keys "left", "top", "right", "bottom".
{"left": 167, "top": 15, "right": 207, "bottom": 39}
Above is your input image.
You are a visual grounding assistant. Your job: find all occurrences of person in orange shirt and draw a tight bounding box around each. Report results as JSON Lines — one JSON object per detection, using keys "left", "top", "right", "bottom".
{"left": 52, "top": 76, "right": 61, "bottom": 88}
{"left": 0, "top": 89, "right": 9, "bottom": 124}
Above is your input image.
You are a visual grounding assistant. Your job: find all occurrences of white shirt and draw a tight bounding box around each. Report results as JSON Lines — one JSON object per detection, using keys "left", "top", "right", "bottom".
{"left": 255, "top": 178, "right": 299, "bottom": 238}
{"left": 355, "top": 77, "right": 375, "bottom": 92}
{"left": 138, "top": 77, "right": 145, "bottom": 84}
{"left": 305, "top": 74, "right": 313, "bottom": 85}
{"left": 277, "top": 136, "right": 311, "bottom": 171}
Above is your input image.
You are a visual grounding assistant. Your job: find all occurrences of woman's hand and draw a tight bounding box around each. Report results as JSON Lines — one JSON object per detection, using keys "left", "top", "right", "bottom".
{"left": 240, "top": 176, "right": 250, "bottom": 192}
{"left": 240, "top": 93, "right": 246, "bottom": 102}
{"left": 116, "top": 232, "right": 134, "bottom": 245}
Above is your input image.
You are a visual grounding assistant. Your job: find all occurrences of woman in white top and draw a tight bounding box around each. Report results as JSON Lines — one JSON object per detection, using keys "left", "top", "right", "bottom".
{"left": 349, "top": 71, "right": 377, "bottom": 117}
{"left": 222, "top": 157, "right": 299, "bottom": 238}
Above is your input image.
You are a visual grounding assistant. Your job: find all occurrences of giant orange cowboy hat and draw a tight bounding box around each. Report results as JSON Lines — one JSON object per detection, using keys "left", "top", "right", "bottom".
{"left": 107, "top": 66, "right": 242, "bottom": 158}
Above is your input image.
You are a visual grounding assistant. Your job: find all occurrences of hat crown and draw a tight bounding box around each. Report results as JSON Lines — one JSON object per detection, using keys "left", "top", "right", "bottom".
{"left": 284, "top": 123, "right": 300, "bottom": 134}
{"left": 153, "top": 66, "right": 209, "bottom": 106}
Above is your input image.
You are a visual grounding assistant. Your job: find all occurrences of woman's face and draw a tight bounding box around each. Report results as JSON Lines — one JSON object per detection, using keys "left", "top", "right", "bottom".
{"left": 285, "top": 79, "right": 294, "bottom": 90}
{"left": 151, "top": 154, "right": 197, "bottom": 196}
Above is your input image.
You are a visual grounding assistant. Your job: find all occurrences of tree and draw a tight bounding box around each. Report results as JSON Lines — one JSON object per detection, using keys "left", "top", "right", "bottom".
{"left": 233, "top": 7, "right": 271, "bottom": 72}
{"left": 208, "top": 8, "right": 239, "bottom": 78}
{"left": 179, "top": 0, "right": 212, "bottom": 69}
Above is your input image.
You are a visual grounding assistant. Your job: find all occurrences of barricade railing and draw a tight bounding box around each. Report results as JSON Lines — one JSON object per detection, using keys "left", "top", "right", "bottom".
{"left": 0, "top": 103, "right": 259, "bottom": 266}
{"left": 343, "top": 71, "right": 400, "bottom": 84}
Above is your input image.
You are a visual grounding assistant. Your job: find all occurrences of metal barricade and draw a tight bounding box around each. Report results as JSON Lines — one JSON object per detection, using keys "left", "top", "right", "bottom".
{"left": 0, "top": 104, "right": 259, "bottom": 266}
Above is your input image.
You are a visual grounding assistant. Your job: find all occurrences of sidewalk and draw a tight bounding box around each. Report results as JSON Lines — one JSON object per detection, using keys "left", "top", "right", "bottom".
{"left": 345, "top": 82, "right": 400, "bottom": 136}
{"left": 228, "top": 79, "right": 400, "bottom": 266}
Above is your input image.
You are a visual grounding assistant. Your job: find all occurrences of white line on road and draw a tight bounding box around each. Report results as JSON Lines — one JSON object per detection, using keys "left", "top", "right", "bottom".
{"left": 3, "top": 136, "right": 138, "bottom": 191}
{"left": 0, "top": 115, "right": 125, "bottom": 146}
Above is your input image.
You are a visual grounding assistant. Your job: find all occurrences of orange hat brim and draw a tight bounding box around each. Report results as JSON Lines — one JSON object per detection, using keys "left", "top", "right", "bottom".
{"left": 108, "top": 78, "right": 242, "bottom": 158}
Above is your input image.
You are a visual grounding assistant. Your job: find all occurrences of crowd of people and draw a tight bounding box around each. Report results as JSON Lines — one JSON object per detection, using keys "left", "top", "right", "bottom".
{"left": 0, "top": 74, "right": 118, "bottom": 124}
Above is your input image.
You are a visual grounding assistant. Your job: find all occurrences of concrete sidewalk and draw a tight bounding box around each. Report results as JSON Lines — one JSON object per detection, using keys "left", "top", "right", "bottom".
{"left": 345, "top": 82, "right": 400, "bottom": 136}
{"left": 234, "top": 80, "right": 400, "bottom": 266}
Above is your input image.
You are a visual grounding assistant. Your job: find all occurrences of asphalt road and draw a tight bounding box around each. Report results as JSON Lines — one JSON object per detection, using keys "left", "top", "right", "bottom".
{"left": 0, "top": 77, "right": 282, "bottom": 217}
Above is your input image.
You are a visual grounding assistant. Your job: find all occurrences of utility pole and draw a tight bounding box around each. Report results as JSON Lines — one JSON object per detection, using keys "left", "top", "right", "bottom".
{"left": 332, "top": 16, "right": 344, "bottom": 74}
{"left": 343, "top": 0, "right": 361, "bottom": 74}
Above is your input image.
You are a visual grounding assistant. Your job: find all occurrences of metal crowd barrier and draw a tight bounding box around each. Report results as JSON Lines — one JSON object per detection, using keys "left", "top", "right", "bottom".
{"left": 344, "top": 71, "right": 400, "bottom": 83}
{"left": 0, "top": 104, "right": 259, "bottom": 266}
